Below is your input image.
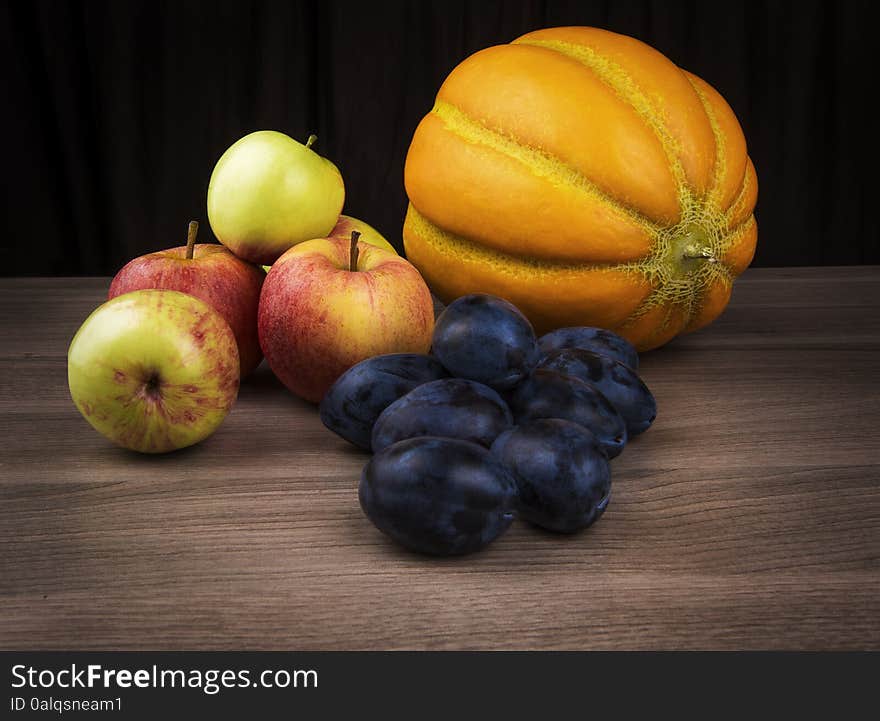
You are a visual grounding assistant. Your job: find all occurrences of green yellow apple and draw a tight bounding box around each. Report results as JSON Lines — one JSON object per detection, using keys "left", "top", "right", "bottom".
{"left": 207, "top": 131, "right": 344, "bottom": 265}
{"left": 68, "top": 289, "right": 240, "bottom": 453}
{"left": 258, "top": 234, "right": 434, "bottom": 403}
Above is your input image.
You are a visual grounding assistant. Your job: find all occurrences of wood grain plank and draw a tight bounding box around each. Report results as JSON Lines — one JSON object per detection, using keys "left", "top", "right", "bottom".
{"left": 0, "top": 268, "right": 878, "bottom": 650}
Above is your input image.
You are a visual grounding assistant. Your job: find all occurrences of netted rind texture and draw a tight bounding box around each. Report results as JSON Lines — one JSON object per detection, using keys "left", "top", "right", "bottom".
{"left": 403, "top": 26, "right": 758, "bottom": 351}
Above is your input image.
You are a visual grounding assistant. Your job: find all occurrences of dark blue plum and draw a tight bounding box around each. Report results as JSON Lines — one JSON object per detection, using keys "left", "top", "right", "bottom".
{"left": 492, "top": 419, "right": 611, "bottom": 533}
{"left": 371, "top": 378, "right": 512, "bottom": 452}
{"left": 319, "top": 353, "right": 448, "bottom": 450}
{"left": 507, "top": 369, "right": 627, "bottom": 459}
{"left": 538, "top": 326, "right": 639, "bottom": 369}
{"left": 432, "top": 294, "right": 539, "bottom": 390}
{"left": 538, "top": 349, "right": 656, "bottom": 436}
{"left": 359, "top": 437, "right": 517, "bottom": 555}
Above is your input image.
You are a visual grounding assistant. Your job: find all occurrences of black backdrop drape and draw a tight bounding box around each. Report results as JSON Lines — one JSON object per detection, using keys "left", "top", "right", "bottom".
{"left": 1, "top": 0, "right": 876, "bottom": 275}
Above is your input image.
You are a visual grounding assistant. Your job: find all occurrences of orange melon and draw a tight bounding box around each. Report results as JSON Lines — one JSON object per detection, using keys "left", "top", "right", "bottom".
{"left": 403, "top": 26, "right": 757, "bottom": 350}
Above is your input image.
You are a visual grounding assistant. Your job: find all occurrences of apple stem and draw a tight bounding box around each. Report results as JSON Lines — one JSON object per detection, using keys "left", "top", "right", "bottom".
{"left": 349, "top": 231, "right": 361, "bottom": 272}
{"left": 306, "top": 134, "right": 317, "bottom": 150}
{"left": 186, "top": 220, "right": 199, "bottom": 260}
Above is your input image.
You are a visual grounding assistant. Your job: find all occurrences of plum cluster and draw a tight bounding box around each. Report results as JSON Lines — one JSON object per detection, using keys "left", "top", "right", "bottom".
{"left": 320, "top": 293, "right": 656, "bottom": 556}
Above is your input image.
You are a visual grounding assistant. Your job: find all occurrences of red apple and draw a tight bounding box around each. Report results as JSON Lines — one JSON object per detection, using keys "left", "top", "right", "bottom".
{"left": 109, "top": 222, "right": 265, "bottom": 376}
{"left": 258, "top": 233, "right": 434, "bottom": 403}
{"left": 329, "top": 214, "right": 397, "bottom": 254}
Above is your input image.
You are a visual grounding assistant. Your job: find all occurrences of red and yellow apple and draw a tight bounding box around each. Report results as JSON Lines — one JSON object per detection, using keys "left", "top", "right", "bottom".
{"left": 68, "top": 289, "right": 240, "bottom": 453}
{"left": 260, "top": 215, "right": 396, "bottom": 274}
{"left": 207, "top": 131, "right": 345, "bottom": 265}
{"left": 329, "top": 215, "right": 397, "bottom": 254}
{"left": 108, "top": 222, "right": 265, "bottom": 376}
{"left": 258, "top": 234, "right": 434, "bottom": 403}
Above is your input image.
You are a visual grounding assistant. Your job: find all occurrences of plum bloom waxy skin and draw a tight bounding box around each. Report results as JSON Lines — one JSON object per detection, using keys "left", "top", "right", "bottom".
{"left": 68, "top": 289, "right": 240, "bottom": 453}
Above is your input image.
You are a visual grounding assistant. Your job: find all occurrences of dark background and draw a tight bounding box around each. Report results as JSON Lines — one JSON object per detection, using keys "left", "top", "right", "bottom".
{"left": 1, "top": 0, "right": 876, "bottom": 276}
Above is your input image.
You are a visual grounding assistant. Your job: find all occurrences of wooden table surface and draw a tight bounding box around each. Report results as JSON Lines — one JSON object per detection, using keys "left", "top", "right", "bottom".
{"left": 1, "top": 267, "right": 878, "bottom": 650}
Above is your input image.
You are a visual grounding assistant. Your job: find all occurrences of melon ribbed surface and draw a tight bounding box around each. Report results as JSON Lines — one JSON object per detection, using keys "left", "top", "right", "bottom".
{"left": 403, "top": 26, "right": 758, "bottom": 350}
